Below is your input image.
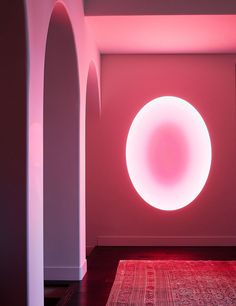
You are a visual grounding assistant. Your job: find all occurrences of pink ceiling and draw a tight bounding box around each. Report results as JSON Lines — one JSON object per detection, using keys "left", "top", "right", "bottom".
{"left": 86, "top": 15, "right": 236, "bottom": 53}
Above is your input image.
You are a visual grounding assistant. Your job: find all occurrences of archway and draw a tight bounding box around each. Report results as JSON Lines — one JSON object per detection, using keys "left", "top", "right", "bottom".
{"left": 43, "top": 3, "right": 80, "bottom": 280}
{"left": 86, "top": 61, "right": 101, "bottom": 117}
{"left": 86, "top": 61, "right": 101, "bottom": 254}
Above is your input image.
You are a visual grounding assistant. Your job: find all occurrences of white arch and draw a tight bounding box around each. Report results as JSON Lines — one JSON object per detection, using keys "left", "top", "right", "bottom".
{"left": 25, "top": 0, "right": 100, "bottom": 304}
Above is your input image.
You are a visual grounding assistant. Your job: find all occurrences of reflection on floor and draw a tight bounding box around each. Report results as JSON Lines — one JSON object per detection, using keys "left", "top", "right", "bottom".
{"left": 44, "top": 246, "right": 236, "bottom": 306}
{"left": 44, "top": 282, "right": 75, "bottom": 306}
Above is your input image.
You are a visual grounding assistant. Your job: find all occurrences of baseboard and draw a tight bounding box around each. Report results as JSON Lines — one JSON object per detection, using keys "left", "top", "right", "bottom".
{"left": 97, "top": 235, "right": 236, "bottom": 246}
{"left": 44, "top": 259, "right": 87, "bottom": 281}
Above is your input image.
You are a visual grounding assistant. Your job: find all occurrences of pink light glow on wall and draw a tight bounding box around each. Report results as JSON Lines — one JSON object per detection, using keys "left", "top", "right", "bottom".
{"left": 126, "top": 96, "right": 212, "bottom": 211}
{"left": 147, "top": 122, "right": 189, "bottom": 186}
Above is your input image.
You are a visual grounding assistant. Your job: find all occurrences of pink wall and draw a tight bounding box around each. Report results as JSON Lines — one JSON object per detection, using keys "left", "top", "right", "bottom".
{"left": 86, "top": 54, "right": 236, "bottom": 249}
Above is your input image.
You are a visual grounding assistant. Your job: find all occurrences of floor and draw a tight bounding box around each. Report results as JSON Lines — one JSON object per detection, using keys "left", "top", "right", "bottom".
{"left": 44, "top": 246, "right": 236, "bottom": 306}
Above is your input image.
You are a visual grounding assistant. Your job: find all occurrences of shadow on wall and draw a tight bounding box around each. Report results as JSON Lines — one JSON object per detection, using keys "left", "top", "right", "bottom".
{"left": 1, "top": 2, "right": 27, "bottom": 306}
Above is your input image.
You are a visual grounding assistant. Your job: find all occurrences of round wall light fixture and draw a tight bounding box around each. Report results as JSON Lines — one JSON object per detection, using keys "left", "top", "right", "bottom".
{"left": 126, "top": 96, "right": 212, "bottom": 211}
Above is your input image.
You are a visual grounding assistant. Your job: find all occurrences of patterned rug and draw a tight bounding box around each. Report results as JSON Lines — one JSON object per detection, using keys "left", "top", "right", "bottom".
{"left": 106, "top": 260, "right": 236, "bottom": 305}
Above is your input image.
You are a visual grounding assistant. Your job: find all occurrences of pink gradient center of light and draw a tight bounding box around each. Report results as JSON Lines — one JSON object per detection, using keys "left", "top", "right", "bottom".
{"left": 147, "top": 123, "right": 189, "bottom": 186}
{"left": 126, "top": 96, "right": 212, "bottom": 211}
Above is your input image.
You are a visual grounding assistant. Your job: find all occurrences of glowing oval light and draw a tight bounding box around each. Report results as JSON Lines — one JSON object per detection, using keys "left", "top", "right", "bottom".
{"left": 126, "top": 96, "right": 212, "bottom": 211}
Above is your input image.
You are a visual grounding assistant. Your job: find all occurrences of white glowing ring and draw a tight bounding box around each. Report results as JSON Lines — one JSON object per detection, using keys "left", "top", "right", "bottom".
{"left": 126, "top": 96, "right": 212, "bottom": 211}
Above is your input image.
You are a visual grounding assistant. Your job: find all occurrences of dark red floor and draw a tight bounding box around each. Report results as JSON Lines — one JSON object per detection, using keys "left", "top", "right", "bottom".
{"left": 45, "top": 246, "right": 236, "bottom": 306}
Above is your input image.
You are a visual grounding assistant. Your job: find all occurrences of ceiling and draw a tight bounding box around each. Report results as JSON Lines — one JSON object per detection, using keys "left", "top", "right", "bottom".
{"left": 86, "top": 15, "right": 236, "bottom": 54}
{"left": 84, "top": 0, "right": 236, "bottom": 16}
{"left": 84, "top": 1, "right": 236, "bottom": 54}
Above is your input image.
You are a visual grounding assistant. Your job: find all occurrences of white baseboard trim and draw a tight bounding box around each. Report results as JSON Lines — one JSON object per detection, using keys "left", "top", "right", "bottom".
{"left": 97, "top": 235, "right": 236, "bottom": 246}
{"left": 79, "top": 259, "right": 87, "bottom": 280}
{"left": 44, "top": 259, "right": 87, "bottom": 281}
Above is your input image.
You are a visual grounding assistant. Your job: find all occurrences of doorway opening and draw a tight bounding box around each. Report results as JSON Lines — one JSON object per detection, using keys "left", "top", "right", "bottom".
{"left": 43, "top": 2, "right": 80, "bottom": 288}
